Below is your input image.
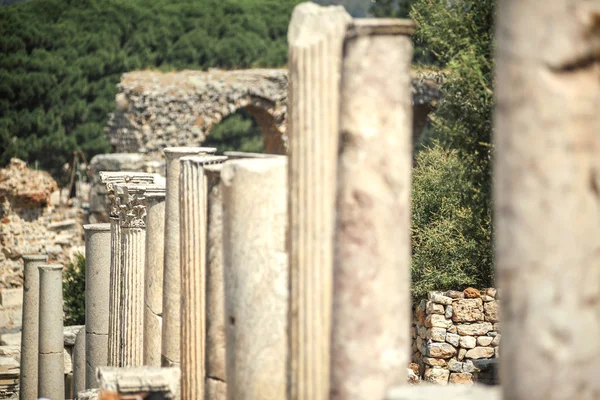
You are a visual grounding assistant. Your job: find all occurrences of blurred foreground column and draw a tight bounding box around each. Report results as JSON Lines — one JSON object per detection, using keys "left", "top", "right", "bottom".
{"left": 84, "top": 223, "right": 111, "bottom": 388}
{"left": 495, "top": 1, "right": 600, "bottom": 399}
{"left": 73, "top": 327, "right": 86, "bottom": 396}
{"left": 161, "top": 147, "right": 216, "bottom": 367}
{"left": 287, "top": 3, "right": 351, "bottom": 400}
{"left": 179, "top": 155, "right": 226, "bottom": 399}
{"left": 20, "top": 254, "right": 47, "bottom": 400}
{"left": 222, "top": 157, "right": 288, "bottom": 400}
{"left": 38, "top": 264, "right": 65, "bottom": 399}
{"left": 331, "top": 19, "right": 415, "bottom": 400}
{"left": 143, "top": 187, "right": 166, "bottom": 366}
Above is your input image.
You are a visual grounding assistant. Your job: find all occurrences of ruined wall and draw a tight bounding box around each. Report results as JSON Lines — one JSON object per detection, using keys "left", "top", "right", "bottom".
{"left": 106, "top": 68, "right": 441, "bottom": 156}
{"left": 412, "top": 288, "right": 500, "bottom": 385}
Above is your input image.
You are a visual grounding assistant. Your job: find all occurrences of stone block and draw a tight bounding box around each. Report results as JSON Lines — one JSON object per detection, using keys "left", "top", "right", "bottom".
{"left": 424, "top": 367, "right": 449, "bottom": 385}
{"left": 459, "top": 336, "right": 476, "bottom": 349}
{"left": 446, "top": 333, "right": 460, "bottom": 347}
{"left": 491, "top": 334, "right": 501, "bottom": 347}
{"left": 428, "top": 292, "right": 453, "bottom": 305}
{"left": 426, "top": 301, "right": 445, "bottom": 315}
{"left": 444, "top": 305, "right": 453, "bottom": 319}
{"left": 463, "top": 360, "right": 477, "bottom": 373}
{"left": 485, "top": 288, "right": 497, "bottom": 298}
{"left": 456, "top": 322, "right": 492, "bottom": 336}
{"left": 463, "top": 288, "right": 480, "bottom": 298}
{"left": 447, "top": 359, "right": 463, "bottom": 373}
{"left": 418, "top": 325, "right": 427, "bottom": 339}
{"left": 477, "top": 336, "right": 493, "bottom": 346}
{"left": 0, "top": 289, "right": 23, "bottom": 308}
{"left": 449, "top": 372, "right": 473, "bottom": 384}
{"left": 426, "top": 343, "right": 457, "bottom": 359}
{"left": 428, "top": 327, "right": 446, "bottom": 342}
{"left": 423, "top": 357, "right": 446, "bottom": 367}
{"left": 425, "top": 314, "right": 452, "bottom": 329}
{"left": 447, "top": 325, "right": 457, "bottom": 334}
{"left": 464, "top": 347, "right": 495, "bottom": 359}
{"left": 452, "top": 299, "right": 483, "bottom": 323}
{"left": 444, "top": 290, "right": 464, "bottom": 299}
{"left": 484, "top": 300, "right": 499, "bottom": 322}
{"left": 457, "top": 348, "right": 467, "bottom": 361}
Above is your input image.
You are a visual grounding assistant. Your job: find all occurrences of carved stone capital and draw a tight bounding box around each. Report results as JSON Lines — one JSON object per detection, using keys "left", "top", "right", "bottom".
{"left": 100, "top": 172, "right": 155, "bottom": 218}
{"left": 116, "top": 185, "right": 150, "bottom": 229}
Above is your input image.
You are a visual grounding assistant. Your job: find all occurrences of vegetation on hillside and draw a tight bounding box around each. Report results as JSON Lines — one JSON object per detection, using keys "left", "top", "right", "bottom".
{"left": 63, "top": 252, "right": 86, "bottom": 326}
{"left": 374, "top": 0, "right": 495, "bottom": 299}
{"left": 0, "top": 0, "right": 299, "bottom": 180}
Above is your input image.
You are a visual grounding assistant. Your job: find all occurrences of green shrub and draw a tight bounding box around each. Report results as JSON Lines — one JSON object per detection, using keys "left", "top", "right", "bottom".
{"left": 63, "top": 252, "right": 86, "bottom": 326}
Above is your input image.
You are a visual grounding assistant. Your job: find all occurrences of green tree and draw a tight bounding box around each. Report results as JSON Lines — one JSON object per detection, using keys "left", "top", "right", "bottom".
{"left": 204, "top": 109, "right": 264, "bottom": 154}
{"left": 63, "top": 253, "right": 86, "bottom": 326}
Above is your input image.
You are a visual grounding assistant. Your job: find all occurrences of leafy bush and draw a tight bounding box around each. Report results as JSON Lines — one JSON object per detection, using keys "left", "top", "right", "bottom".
{"left": 204, "top": 109, "right": 264, "bottom": 154}
{"left": 63, "top": 252, "right": 86, "bottom": 326}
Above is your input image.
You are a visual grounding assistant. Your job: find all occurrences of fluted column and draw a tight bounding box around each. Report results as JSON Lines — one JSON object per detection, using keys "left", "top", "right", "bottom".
{"left": 495, "top": 1, "right": 600, "bottom": 399}
{"left": 143, "top": 187, "right": 166, "bottom": 366}
{"left": 205, "top": 164, "right": 227, "bottom": 400}
{"left": 19, "top": 254, "right": 47, "bottom": 400}
{"left": 116, "top": 184, "right": 150, "bottom": 367}
{"left": 84, "top": 223, "right": 111, "bottom": 389}
{"left": 100, "top": 172, "right": 155, "bottom": 367}
{"left": 222, "top": 157, "right": 288, "bottom": 400}
{"left": 161, "top": 147, "right": 216, "bottom": 368}
{"left": 179, "top": 155, "right": 227, "bottom": 400}
{"left": 287, "top": 3, "right": 351, "bottom": 400}
{"left": 73, "top": 326, "right": 86, "bottom": 396}
{"left": 331, "top": 19, "right": 415, "bottom": 400}
{"left": 38, "top": 264, "right": 65, "bottom": 399}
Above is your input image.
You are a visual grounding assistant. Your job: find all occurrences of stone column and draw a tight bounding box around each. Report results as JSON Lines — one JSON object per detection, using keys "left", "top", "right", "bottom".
{"left": 73, "top": 327, "right": 86, "bottom": 396}
{"left": 143, "top": 187, "right": 166, "bottom": 367}
{"left": 100, "top": 172, "right": 154, "bottom": 367}
{"left": 38, "top": 264, "right": 65, "bottom": 399}
{"left": 494, "top": 1, "right": 600, "bottom": 399}
{"left": 287, "top": 3, "right": 351, "bottom": 400}
{"left": 179, "top": 155, "right": 227, "bottom": 400}
{"left": 330, "top": 19, "right": 414, "bottom": 400}
{"left": 115, "top": 184, "right": 150, "bottom": 367}
{"left": 83, "top": 223, "right": 111, "bottom": 389}
{"left": 204, "top": 164, "right": 227, "bottom": 400}
{"left": 222, "top": 157, "right": 288, "bottom": 400}
{"left": 161, "top": 147, "right": 216, "bottom": 368}
{"left": 19, "top": 254, "right": 47, "bottom": 400}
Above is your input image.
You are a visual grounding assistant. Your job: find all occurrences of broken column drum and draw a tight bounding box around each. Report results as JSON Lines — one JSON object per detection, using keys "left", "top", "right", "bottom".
{"left": 38, "top": 264, "right": 65, "bottom": 399}
{"left": 115, "top": 184, "right": 150, "bottom": 367}
{"left": 179, "top": 155, "right": 227, "bottom": 400}
{"left": 20, "top": 254, "right": 47, "bottom": 400}
{"left": 84, "top": 223, "right": 111, "bottom": 388}
{"left": 286, "top": 3, "right": 351, "bottom": 400}
{"left": 101, "top": 172, "right": 154, "bottom": 367}
{"left": 222, "top": 157, "right": 288, "bottom": 400}
{"left": 331, "top": 19, "right": 415, "bottom": 400}
{"left": 73, "top": 326, "right": 86, "bottom": 396}
{"left": 161, "top": 147, "right": 216, "bottom": 368}
{"left": 205, "top": 164, "right": 228, "bottom": 400}
{"left": 494, "top": 0, "right": 600, "bottom": 399}
{"left": 143, "top": 187, "right": 166, "bottom": 367}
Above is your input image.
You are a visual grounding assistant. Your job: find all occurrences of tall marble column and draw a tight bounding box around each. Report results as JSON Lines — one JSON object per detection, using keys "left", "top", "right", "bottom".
{"left": 179, "top": 155, "right": 227, "bottom": 400}
{"left": 100, "top": 172, "right": 154, "bottom": 367}
{"left": 19, "top": 254, "right": 47, "bottom": 400}
{"left": 495, "top": 0, "right": 600, "bottom": 398}
{"left": 205, "top": 164, "right": 227, "bottom": 400}
{"left": 222, "top": 157, "right": 288, "bottom": 400}
{"left": 161, "top": 147, "right": 216, "bottom": 368}
{"left": 143, "top": 187, "right": 166, "bottom": 366}
{"left": 287, "top": 3, "right": 351, "bottom": 400}
{"left": 331, "top": 19, "right": 415, "bottom": 400}
{"left": 84, "top": 223, "right": 111, "bottom": 388}
{"left": 115, "top": 183, "right": 151, "bottom": 367}
{"left": 38, "top": 264, "right": 65, "bottom": 399}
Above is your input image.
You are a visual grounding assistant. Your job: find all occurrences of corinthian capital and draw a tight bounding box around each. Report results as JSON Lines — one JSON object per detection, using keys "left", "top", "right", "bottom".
{"left": 116, "top": 185, "right": 150, "bottom": 229}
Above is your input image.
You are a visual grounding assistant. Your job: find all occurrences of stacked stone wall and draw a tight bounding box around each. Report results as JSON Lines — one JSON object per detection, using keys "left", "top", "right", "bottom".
{"left": 411, "top": 288, "right": 500, "bottom": 385}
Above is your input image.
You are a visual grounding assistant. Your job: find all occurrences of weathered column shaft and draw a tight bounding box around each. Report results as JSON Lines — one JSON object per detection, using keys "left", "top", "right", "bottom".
{"left": 179, "top": 155, "right": 227, "bottom": 400}
{"left": 20, "top": 254, "right": 47, "bottom": 400}
{"left": 287, "top": 3, "right": 351, "bottom": 400}
{"left": 205, "top": 164, "right": 227, "bottom": 399}
{"left": 331, "top": 20, "right": 414, "bottom": 400}
{"left": 38, "top": 264, "right": 65, "bottom": 399}
{"left": 222, "top": 157, "right": 288, "bottom": 400}
{"left": 73, "top": 326, "right": 86, "bottom": 396}
{"left": 143, "top": 191, "right": 166, "bottom": 367}
{"left": 162, "top": 147, "right": 216, "bottom": 368}
{"left": 84, "top": 223, "right": 111, "bottom": 389}
{"left": 116, "top": 185, "right": 149, "bottom": 367}
{"left": 494, "top": 1, "right": 600, "bottom": 400}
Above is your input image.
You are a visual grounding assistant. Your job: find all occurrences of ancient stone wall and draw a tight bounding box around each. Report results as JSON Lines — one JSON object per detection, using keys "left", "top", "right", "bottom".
{"left": 105, "top": 69, "right": 440, "bottom": 157}
{"left": 411, "top": 288, "right": 500, "bottom": 385}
